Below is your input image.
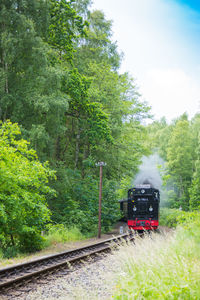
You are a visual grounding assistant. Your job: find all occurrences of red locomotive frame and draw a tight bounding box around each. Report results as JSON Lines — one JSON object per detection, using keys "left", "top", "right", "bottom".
{"left": 127, "top": 219, "right": 159, "bottom": 230}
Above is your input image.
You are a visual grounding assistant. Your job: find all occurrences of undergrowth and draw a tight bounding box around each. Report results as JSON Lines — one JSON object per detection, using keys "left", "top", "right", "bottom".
{"left": 0, "top": 224, "right": 85, "bottom": 259}
{"left": 44, "top": 224, "right": 85, "bottom": 247}
{"left": 159, "top": 208, "right": 200, "bottom": 228}
{"left": 112, "top": 211, "right": 200, "bottom": 299}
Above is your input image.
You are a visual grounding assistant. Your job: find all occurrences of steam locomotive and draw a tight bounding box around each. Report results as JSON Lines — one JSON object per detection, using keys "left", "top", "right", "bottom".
{"left": 120, "top": 184, "right": 160, "bottom": 230}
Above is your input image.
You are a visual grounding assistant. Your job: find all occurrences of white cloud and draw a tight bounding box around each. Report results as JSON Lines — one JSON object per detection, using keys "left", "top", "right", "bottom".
{"left": 92, "top": 0, "right": 200, "bottom": 121}
{"left": 141, "top": 68, "right": 200, "bottom": 121}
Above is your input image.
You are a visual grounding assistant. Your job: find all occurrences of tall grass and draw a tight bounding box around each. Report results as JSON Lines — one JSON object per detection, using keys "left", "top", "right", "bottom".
{"left": 44, "top": 224, "right": 85, "bottom": 247}
{"left": 112, "top": 221, "right": 200, "bottom": 299}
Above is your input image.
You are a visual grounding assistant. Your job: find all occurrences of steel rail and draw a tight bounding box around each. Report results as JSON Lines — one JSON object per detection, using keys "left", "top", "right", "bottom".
{"left": 0, "top": 233, "right": 132, "bottom": 292}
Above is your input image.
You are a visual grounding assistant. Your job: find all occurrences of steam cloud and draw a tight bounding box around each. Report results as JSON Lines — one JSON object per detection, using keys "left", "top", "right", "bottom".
{"left": 133, "top": 153, "right": 163, "bottom": 189}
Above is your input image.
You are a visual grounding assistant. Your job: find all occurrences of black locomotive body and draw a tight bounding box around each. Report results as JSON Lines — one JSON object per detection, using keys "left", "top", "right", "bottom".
{"left": 120, "top": 184, "right": 160, "bottom": 230}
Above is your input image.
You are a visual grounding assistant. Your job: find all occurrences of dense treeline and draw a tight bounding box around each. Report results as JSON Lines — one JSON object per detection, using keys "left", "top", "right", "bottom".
{"left": 0, "top": 0, "right": 150, "bottom": 253}
{"left": 147, "top": 113, "right": 200, "bottom": 210}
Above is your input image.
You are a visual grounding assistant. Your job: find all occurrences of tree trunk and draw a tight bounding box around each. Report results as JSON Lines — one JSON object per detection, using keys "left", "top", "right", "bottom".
{"left": 1, "top": 22, "right": 9, "bottom": 120}
{"left": 61, "top": 116, "right": 71, "bottom": 159}
{"left": 56, "top": 136, "right": 61, "bottom": 160}
{"left": 5, "top": 62, "right": 9, "bottom": 94}
{"left": 75, "top": 124, "right": 81, "bottom": 169}
{"left": 10, "top": 234, "right": 15, "bottom": 246}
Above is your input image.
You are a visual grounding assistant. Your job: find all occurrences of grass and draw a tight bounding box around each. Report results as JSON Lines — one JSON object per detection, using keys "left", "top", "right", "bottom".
{"left": 1, "top": 213, "right": 200, "bottom": 299}
{"left": 0, "top": 222, "right": 117, "bottom": 266}
{"left": 18, "top": 220, "right": 200, "bottom": 300}
{"left": 112, "top": 217, "right": 200, "bottom": 299}
{"left": 0, "top": 225, "right": 86, "bottom": 267}
{"left": 44, "top": 224, "right": 85, "bottom": 247}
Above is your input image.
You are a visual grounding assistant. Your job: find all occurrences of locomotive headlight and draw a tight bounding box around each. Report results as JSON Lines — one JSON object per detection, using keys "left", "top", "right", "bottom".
{"left": 149, "top": 206, "right": 153, "bottom": 212}
{"left": 133, "top": 206, "right": 137, "bottom": 211}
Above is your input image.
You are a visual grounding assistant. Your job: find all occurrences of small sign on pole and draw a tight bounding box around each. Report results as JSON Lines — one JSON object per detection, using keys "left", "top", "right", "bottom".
{"left": 119, "top": 226, "right": 124, "bottom": 234}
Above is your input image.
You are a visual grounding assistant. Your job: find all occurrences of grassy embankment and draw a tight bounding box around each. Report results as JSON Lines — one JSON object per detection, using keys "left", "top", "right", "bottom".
{"left": 0, "top": 221, "right": 114, "bottom": 264}
{"left": 0, "top": 225, "right": 86, "bottom": 266}
{"left": 112, "top": 208, "right": 200, "bottom": 299}
{"left": 0, "top": 222, "right": 114, "bottom": 266}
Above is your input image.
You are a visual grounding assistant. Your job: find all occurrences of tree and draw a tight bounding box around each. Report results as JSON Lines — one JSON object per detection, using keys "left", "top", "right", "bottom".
{"left": 167, "top": 119, "right": 193, "bottom": 209}
{"left": 48, "top": 0, "right": 87, "bottom": 61}
{"left": 86, "top": 63, "right": 150, "bottom": 180}
{"left": 73, "top": 9, "right": 122, "bottom": 73}
{"left": 0, "top": 0, "right": 49, "bottom": 121}
{"left": 59, "top": 67, "right": 112, "bottom": 168}
{"left": 0, "top": 0, "right": 153, "bottom": 237}
{"left": 189, "top": 131, "right": 200, "bottom": 209}
{"left": 146, "top": 118, "right": 173, "bottom": 161}
{"left": 0, "top": 121, "right": 55, "bottom": 253}
{"left": 0, "top": 0, "right": 87, "bottom": 162}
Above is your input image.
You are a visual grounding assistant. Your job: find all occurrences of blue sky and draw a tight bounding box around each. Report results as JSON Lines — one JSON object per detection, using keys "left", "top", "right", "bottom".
{"left": 176, "top": 0, "right": 200, "bottom": 10}
{"left": 91, "top": 0, "right": 200, "bottom": 121}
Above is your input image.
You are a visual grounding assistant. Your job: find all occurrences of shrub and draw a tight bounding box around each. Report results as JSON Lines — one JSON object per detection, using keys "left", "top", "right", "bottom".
{"left": 160, "top": 208, "right": 200, "bottom": 228}
{"left": 19, "top": 232, "right": 46, "bottom": 253}
{"left": 3, "top": 246, "right": 20, "bottom": 259}
{"left": 159, "top": 208, "right": 185, "bottom": 227}
{"left": 0, "top": 121, "right": 55, "bottom": 254}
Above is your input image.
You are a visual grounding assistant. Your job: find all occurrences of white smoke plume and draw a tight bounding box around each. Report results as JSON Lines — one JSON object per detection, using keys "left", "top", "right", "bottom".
{"left": 133, "top": 153, "right": 164, "bottom": 189}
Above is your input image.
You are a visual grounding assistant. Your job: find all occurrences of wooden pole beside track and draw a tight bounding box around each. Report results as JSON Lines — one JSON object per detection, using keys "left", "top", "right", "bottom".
{"left": 96, "top": 161, "right": 106, "bottom": 238}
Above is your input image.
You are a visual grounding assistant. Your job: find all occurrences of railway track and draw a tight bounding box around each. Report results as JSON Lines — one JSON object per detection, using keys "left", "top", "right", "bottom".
{"left": 0, "top": 233, "right": 133, "bottom": 295}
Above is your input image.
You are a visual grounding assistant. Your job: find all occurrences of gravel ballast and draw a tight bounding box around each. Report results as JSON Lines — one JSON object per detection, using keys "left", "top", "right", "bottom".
{"left": 11, "top": 254, "right": 119, "bottom": 300}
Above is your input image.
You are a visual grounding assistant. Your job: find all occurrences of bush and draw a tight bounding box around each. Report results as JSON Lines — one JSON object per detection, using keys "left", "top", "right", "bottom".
{"left": 19, "top": 232, "right": 46, "bottom": 253}
{"left": 3, "top": 246, "right": 20, "bottom": 259}
{"left": 159, "top": 208, "right": 184, "bottom": 227}
{"left": 0, "top": 121, "right": 55, "bottom": 254}
{"left": 160, "top": 208, "right": 200, "bottom": 228}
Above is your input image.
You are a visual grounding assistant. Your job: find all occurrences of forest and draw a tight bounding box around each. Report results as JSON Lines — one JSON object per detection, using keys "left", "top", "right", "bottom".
{"left": 0, "top": 0, "right": 199, "bottom": 256}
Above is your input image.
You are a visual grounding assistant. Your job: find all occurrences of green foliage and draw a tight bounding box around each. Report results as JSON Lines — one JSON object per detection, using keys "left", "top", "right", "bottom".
{"left": 148, "top": 113, "right": 200, "bottom": 211}
{"left": 84, "top": 62, "right": 150, "bottom": 180}
{"left": 44, "top": 224, "right": 84, "bottom": 246}
{"left": 159, "top": 208, "right": 200, "bottom": 228}
{"left": 117, "top": 177, "right": 133, "bottom": 200}
{"left": 189, "top": 178, "right": 200, "bottom": 209}
{"left": 113, "top": 219, "right": 200, "bottom": 299}
{"left": 0, "top": 0, "right": 49, "bottom": 121}
{"left": 19, "top": 232, "right": 46, "bottom": 253}
{"left": 0, "top": 0, "right": 71, "bottom": 164}
{"left": 49, "top": 166, "right": 120, "bottom": 234}
{"left": 160, "top": 208, "right": 186, "bottom": 227}
{"left": 167, "top": 120, "right": 193, "bottom": 207}
{"left": 189, "top": 131, "right": 200, "bottom": 209}
{"left": 65, "top": 67, "right": 112, "bottom": 144}
{"left": 74, "top": 9, "right": 121, "bottom": 72}
{"left": 146, "top": 117, "right": 172, "bottom": 160}
{"left": 3, "top": 246, "right": 19, "bottom": 259}
{"left": 0, "top": 121, "right": 55, "bottom": 254}
{"left": 49, "top": 0, "right": 87, "bottom": 61}
{"left": 0, "top": 0, "right": 152, "bottom": 254}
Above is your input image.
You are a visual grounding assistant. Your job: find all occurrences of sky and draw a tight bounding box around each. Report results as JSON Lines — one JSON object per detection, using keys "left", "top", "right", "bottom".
{"left": 91, "top": 0, "right": 200, "bottom": 122}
